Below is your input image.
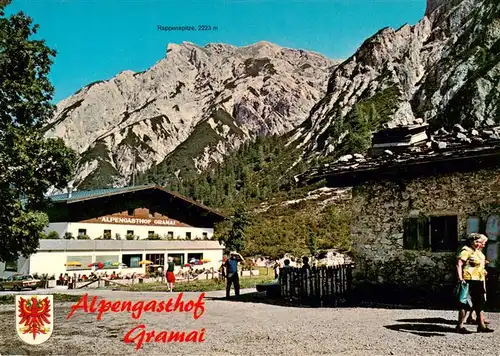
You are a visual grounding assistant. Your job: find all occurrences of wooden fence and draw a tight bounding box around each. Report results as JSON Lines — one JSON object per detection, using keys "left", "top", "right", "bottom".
{"left": 279, "top": 264, "right": 354, "bottom": 306}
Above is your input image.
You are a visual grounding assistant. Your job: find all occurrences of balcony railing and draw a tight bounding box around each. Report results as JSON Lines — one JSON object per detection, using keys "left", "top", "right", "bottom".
{"left": 38, "top": 239, "right": 223, "bottom": 251}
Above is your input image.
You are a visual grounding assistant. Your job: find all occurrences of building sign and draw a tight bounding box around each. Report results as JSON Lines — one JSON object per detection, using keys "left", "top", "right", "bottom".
{"left": 80, "top": 215, "right": 189, "bottom": 227}
{"left": 100, "top": 216, "right": 177, "bottom": 225}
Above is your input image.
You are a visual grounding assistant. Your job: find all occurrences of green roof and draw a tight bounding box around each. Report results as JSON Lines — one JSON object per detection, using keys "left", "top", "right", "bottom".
{"left": 49, "top": 184, "right": 155, "bottom": 202}
{"left": 47, "top": 184, "right": 226, "bottom": 219}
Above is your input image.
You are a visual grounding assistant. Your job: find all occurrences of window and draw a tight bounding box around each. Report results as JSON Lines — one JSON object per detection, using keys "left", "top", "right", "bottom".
{"left": 95, "top": 255, "right": 119, "bottom": 269}
{"left": 127, "top": 230, "right": 134, "bottom": 236}
{"left": 168, "top": 253, "right": 184, "bottom": 266}
{"left": 167, "top": 231, "right": 174, "bottom": 239}
{"left": 66, "top": 256, "right": 92, "bottom": 270}
{"left": 430, "top": 215, "right": 458, "bottom": 252}
{"left": 103, "top": 230, "right": 111, "bottom": 239}
{"left": 188, "top": 253, "right": 203, "bottom": 263}
{"left": 127, "top": 208, "right": 134, "bottom": 216}
{"left": 146, "top": 254, "right": 165, "bottom": 266}
{"left": 403, "top": 215, "right": 458, "bottom": 252}
{"left": 202, "top": 232, "right": 208, "bottom": 239}
{"left": 148, "top": 231, "right": 155, "bottom": 239}
{"left": 4, "top": 260, "right": 18, "bottom": 272}
{"left": 467, "top": 217, "right": 480, "bottom": 235}
{"left": 78, "top": 229, "right": 87, "bottom": 236}
{"left": 122, "top": 254, "right": 142, "bottom": 268}
{"left": 403, "top": 216, "right": 429, "bottom": 250}
{"left": 486, "top": 215, "right": 500, "bottom": 239}
{"left": 186, "top": 232, "right": 192, "bottom": 240}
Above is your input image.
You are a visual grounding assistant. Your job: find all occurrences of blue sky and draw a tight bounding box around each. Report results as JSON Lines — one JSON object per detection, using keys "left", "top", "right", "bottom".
{"left": 8, "top": 0, "right": 425, "bottom": 103}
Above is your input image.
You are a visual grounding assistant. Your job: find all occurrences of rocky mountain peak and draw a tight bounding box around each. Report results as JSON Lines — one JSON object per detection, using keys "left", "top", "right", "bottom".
{"left": 47, "top": 41, "right": 339, "bottom": 189}
{"left": 291, "top": 0, "right": 499, "bottom": 159}
{"left": 425, "top": 0, "right": 449, "bottom": 16}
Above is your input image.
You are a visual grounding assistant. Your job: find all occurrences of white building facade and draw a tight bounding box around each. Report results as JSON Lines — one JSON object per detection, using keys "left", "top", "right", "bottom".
{"left": 16, "top": 240, "right": 223, "bottom": 277}
{"left": 0, "top": 184, "right": 226, "bottom": 278}
{"left": 46, "top": 219, "right": 214, "bottom": 241}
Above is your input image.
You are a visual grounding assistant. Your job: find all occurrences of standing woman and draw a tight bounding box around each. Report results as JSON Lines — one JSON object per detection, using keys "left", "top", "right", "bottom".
{"left": 273, "top": 261, "right": 280, "bottom": 279}
{"left": 456, "top": 233, "right": 494, "bottom": 333}
{"left": 466, "top": 239, "right": 490, "bottom": 325}
{"left": 166, "top": 257, "right": 175, "bottom": 292}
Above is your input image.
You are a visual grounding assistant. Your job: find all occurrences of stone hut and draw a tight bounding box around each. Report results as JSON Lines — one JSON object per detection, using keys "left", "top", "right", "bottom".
{"left": 299, "top": 124, "right": 500, "bottom": 303}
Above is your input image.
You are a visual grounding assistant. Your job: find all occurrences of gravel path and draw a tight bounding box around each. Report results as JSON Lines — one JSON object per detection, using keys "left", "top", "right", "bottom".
{"left": 0, "top": 288, "right": 499, "bottom": 355}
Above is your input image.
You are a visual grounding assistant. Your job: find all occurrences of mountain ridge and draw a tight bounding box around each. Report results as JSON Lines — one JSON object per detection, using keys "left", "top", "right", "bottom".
{"left": 46, "top": 41, "right": 339, "bottom": 189}
{"left": 47, "top": 0, "right": 499, "bottom": 197}
{"left": 290, "top": 0, "right": 499, "bottom": 159}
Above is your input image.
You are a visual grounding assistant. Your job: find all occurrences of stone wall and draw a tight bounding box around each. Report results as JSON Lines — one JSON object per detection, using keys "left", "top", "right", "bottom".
{"left": 350, "top": 167, "right": 500, "bottom": 287}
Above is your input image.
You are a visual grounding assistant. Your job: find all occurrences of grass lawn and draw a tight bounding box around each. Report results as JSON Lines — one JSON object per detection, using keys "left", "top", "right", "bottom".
{"left": 113, "top": 274, "right": 275, "bottom": 292}
{"left": 254, "top": 266, "right": 273, "bottom": 276}
{"left": 0, "top": 293, "right": 81, "bottom": 305}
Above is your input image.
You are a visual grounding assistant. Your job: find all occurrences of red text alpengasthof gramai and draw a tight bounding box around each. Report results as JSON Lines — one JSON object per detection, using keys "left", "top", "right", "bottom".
{"left": 66, "top": 292, "right": 206, "bottom": 321}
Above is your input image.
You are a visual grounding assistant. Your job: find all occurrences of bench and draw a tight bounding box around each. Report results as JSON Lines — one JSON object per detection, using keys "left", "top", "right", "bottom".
{"left": 256, "top": 280, "right": 280, "bottom": 297}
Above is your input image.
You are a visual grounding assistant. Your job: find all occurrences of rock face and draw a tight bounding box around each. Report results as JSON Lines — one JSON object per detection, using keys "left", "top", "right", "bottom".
{"left": 291, "top": 0, "right": 500, "bottom": 157}
{"left": 46, "top": 41, "right": 337, "bottom": 188}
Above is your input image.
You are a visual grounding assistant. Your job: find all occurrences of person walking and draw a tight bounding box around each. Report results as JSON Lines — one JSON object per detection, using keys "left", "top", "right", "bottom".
{"left": 273, "top": 261, "right": 280, "bottom": 279}
{"left": 466, "top": 239, "right": 491, "bottom": 325}
{"left": 301, "top": 256, "right": 311, "bottom": 271}
{"left": 165, "top": 257, "right": 175, "bottom": 292}
{"left": 219, "top": 259, "right": 226, "bottom": 281}
{"left": 456, "top": 233, "right": 494, "bottom": 333}
{"left": 225, "top": 251, "right": 243, "bottom": 298}
{"left": 157, "top": 265, "right": 164, "bottom": 283}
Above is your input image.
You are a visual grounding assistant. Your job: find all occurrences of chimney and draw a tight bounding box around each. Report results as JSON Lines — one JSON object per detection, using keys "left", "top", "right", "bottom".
{"left": 67, "top": 182, "right": 74, "bottom": 199}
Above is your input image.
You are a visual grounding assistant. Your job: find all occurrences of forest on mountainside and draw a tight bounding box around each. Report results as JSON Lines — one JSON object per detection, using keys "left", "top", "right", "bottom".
{"left": 136, "top": 134, "right": 352, "bottom": 259}
{"left": 137, "top": 135, "right": 309, "bottom": 213}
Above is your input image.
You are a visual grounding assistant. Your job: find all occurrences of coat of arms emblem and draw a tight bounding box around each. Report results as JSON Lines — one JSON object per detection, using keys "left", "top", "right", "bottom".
{"left": 15, "top": 295, "right": 53, "bottom": 345}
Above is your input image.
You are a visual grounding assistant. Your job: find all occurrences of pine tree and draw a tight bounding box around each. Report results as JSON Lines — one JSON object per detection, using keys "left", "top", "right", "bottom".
{"left": 224, "top": 206, "right": 251, "bottom": 253}
{"left": 307, "top": 230, "right": 317, "bottom": 257}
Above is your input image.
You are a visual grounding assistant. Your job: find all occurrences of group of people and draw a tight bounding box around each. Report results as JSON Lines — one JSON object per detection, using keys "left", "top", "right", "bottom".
{"left": 456, "top": 232, "right": 494, "bottom": 333}
{"left": 58, "top": 272, "right": 95, "bottom": 285}
{"left": 57, "top": 273, "right": 72, "bottom": 286}
{"left": 272, "top": 257, "right": 311, "bottom": 279}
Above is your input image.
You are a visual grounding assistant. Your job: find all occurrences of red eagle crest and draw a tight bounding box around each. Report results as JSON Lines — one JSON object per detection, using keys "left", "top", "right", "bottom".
{"left": 17, "top": 296, "right": 52, "bottom": 340}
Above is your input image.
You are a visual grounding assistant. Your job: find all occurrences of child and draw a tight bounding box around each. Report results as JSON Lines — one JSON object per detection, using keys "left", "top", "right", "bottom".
{"left": 166, "top": 257, "right": 175, "bottom": 292}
